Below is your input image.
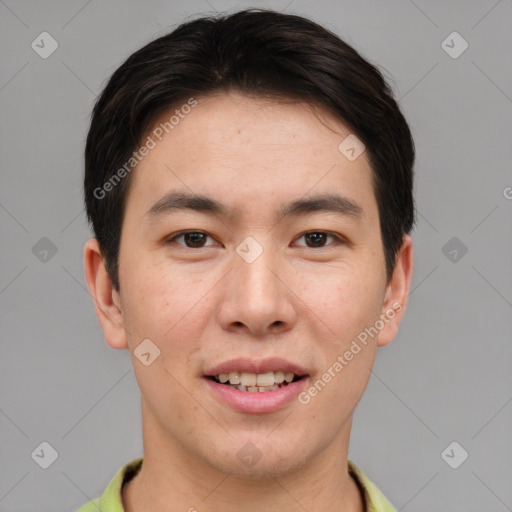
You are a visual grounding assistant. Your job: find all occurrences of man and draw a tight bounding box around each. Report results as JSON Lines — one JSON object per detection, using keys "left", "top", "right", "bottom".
{"left": 79, "top": 8, "right": 414, "bottom": 512}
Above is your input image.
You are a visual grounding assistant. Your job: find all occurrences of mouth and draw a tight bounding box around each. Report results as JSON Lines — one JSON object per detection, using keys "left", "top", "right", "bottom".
{"left": 206, "top": 371, "right": 307, "bottom": 393}
{"left": 203, "top": 358, "right": 310, "bottom": 414}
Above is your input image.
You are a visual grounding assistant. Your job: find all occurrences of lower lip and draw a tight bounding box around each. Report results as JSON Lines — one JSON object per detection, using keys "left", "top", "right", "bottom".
{"left": 204, "top": 377, "right": 309, "bottom": 414}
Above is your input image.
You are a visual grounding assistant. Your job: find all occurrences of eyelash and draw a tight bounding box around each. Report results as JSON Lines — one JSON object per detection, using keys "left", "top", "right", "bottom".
{"left": 165, "top": 230, "right": 345, "bottom": 249}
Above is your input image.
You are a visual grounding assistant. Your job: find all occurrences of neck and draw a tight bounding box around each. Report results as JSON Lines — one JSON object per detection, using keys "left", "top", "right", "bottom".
{"left": 123, "top": 405, "right": 364, "bottom": 512}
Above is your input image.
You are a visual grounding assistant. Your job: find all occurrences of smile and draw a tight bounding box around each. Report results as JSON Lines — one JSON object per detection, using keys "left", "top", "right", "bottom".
{"left": 209, "top": 371, "right": 304, "bottom": 392}
{"left": 204, "top": 358, "right": 310, "bottom": 413}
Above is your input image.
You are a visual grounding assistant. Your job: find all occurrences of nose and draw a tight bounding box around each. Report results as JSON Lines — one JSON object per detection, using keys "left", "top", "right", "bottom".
{"left": 217, "top": 241, "right": 298, "bottom": 337}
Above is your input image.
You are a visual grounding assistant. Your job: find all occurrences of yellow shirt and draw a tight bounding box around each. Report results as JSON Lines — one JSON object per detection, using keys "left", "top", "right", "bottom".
{"left": 76, "top": 457, "right": 397, "bottom": 512}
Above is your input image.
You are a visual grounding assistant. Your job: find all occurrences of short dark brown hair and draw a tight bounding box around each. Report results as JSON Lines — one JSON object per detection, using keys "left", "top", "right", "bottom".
{"left": 84, "top": 8, "right": 415, "bottom": 291}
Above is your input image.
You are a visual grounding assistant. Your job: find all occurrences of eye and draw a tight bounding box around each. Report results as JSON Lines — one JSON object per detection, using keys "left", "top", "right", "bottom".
{"left": 294, "top": 231, "right": 342, "bottom": 248}
{"left": 166, "top": 231, "right": 217, "bottom": 248}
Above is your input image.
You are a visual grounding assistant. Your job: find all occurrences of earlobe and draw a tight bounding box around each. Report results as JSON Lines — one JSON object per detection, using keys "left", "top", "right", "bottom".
{"left": 377, "top": 235, "right": 413, "bottom": 347}
{"left": 83, "top": 238, "right": 128, "bottom": 350}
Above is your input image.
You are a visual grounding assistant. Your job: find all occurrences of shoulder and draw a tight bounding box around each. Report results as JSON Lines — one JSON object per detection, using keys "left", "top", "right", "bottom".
{"left": 75, "top": 498, "right": 101, "bottom": 512}
{"left": 74, "top": 457, "right": 143, "bottom": 512}
{"left": 348, "top": 459, "right": 397, "bottom": 512}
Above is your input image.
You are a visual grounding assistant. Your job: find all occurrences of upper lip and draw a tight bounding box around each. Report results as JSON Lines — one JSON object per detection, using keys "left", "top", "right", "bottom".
{"left": 205, "top": 357, "right": 309, "bottom": 377}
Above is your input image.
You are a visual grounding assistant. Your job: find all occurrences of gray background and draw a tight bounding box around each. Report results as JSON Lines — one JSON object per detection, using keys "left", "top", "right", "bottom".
{"left": 1, "top": 0, "right": 511, "bottom": 510}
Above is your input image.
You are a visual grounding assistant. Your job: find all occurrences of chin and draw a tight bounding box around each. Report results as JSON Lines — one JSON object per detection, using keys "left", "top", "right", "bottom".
{"left": 199, "top": 434, "right": 315, "bottom": 480}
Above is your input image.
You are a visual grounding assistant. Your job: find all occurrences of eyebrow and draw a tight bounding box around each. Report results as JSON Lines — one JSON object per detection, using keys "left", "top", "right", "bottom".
{"left": 146, "top": 191, "right": 363, "bottom": 221}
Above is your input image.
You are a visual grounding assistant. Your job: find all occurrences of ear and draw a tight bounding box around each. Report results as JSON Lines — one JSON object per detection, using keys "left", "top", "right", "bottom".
{"left": 83, "top": 238, "right": 128, "bottom": 350}
{"left": 376, "top": 235, "right": 413, "bottom": 347}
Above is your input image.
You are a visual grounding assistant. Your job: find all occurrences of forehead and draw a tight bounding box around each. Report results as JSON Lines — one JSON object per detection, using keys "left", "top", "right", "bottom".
{"left": 153, "top": 92, "right": 354, "bottom": 156}
{"left": 125, "top": 92, "right": 376, "bottom": 222}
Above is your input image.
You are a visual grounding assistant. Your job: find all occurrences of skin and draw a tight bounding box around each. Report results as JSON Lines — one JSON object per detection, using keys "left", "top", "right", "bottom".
{"left": 84, "top": 91, "right": 413, "bottom": 512}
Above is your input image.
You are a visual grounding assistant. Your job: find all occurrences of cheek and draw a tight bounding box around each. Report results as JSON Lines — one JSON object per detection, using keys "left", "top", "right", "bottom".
{"left": 298, "top": 275, "right": 381, "bottom": 421}
{"left": 299, "top": 265, "right": 384, "bottom": 340}
{"left": 122, "top": 255, "right": 212, "bottom": 342}
{"left": 122, "top": 267, "right": 208, "bottom": 415}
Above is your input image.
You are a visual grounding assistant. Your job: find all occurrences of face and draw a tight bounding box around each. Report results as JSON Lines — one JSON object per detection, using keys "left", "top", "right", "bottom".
{"left": 86, "top": 91, "right": 412, "bottom": 479}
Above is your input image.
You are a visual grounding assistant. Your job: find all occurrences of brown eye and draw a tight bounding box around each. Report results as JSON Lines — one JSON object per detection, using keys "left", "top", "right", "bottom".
{"left": 183, "top": 232, "right": 208, "bottom": 247}
{"left": 304, "top": 232, "right": 328, "bottom": 247}
{"left": 295, "top": 231, "right": 339, "bottom": 248}
{"left": 167, "top": 231, "right": 215, "bottom": 248}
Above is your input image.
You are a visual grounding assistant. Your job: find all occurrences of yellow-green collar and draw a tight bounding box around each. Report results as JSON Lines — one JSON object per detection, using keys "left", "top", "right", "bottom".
{"left": 76, "top": 457, "right": 396, "bottom": 512}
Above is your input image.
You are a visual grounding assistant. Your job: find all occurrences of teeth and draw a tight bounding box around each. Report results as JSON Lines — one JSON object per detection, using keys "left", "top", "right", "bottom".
{"left": 229, "top": 372, "right": 241, "bottom": 385}
{"left": 240, "top": 372, "right": 257, "bottom": 387}
{"left": 215, "top": 370, "right": 301, "bottom": 389}
{"left": 274, "top": 371, "right": 285, "bottom": 384}
{"left": 256, "top": 372, "right": 274, "bottom": 387}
